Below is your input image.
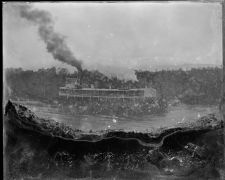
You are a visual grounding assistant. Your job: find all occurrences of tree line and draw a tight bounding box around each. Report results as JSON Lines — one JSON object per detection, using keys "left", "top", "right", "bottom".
{"left": 4, "top": 66, "right": 222, "bottom": 105}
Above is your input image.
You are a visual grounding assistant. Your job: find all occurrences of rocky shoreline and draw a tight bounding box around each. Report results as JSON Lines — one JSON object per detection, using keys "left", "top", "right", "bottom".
{"left": 4, "top": 100, "right": 225, "bottom": 179}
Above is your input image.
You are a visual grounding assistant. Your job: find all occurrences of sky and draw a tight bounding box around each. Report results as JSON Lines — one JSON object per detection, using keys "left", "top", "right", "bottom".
{"left": 3, "top": 2, "right": 223, "bottom": 79}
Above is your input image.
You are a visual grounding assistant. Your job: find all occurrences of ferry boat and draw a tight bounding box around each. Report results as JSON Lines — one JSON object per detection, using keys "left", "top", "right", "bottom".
{"left": 58, "top": 77, "right": 166, "bottom": 116}
{"left": 59, "top": 78, "right": 157, "bottom": 100}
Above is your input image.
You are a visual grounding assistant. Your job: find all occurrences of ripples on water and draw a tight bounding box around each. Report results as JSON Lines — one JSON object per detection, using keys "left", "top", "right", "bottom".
{"left": 17, "top": 101, "right": 219, "bottom": 132}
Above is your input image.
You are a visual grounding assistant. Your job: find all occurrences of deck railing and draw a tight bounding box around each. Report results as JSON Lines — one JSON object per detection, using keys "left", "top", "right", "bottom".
{"left": 59, "top": 87, "right": 156, "bottom": 98}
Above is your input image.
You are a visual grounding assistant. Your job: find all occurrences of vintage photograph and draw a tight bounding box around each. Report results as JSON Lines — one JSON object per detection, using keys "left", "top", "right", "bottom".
{"left": 3, "top": 1, "right": 224, "bottom": 180}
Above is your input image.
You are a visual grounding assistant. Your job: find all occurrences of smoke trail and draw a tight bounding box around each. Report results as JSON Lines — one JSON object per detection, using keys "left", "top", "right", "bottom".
{"left": 17, "top": 4, "right": 82, "bottom": 72}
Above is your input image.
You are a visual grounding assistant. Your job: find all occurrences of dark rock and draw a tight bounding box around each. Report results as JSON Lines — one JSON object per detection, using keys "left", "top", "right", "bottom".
{"left": 159, "top": 157, "right": 181, "bottom": 169}
{"left": 184, "top": 143, "right": 208, "bottom": 159}
{"left": 146, "top": 149, "right": 165, "bottom": 165}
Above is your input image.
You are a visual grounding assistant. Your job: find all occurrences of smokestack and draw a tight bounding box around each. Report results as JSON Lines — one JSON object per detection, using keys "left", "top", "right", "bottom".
{"left": 16, "top": 4, "right": 82, "bottom": 72}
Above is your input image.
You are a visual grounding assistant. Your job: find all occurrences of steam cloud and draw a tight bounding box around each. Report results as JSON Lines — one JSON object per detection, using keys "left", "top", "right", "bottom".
{"left": 17, "top": 4, "right": 82, "bottom": 72}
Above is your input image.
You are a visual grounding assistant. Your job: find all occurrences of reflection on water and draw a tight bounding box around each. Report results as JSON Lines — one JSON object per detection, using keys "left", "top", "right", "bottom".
{"left": 15, "top": 101, "right": 220, "bottom": 132}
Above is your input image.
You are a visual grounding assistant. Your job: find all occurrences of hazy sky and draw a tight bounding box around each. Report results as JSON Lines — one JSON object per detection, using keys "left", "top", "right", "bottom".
{"left": 3, "top": 2, "right": 222, "bottom": 78}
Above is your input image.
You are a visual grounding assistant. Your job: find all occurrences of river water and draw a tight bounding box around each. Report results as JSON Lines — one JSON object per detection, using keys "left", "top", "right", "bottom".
{"left": 15, "top": 101, "right": 220, "bottom": 132}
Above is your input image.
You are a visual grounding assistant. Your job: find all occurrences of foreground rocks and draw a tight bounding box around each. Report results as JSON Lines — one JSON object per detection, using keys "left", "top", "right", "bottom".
{"left": 4, "top": 100, "right": 225, "bottom": 180}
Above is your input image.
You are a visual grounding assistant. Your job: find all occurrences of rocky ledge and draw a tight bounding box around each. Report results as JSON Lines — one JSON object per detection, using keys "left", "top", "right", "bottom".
{"left": 4, "top": 100, "right": 225, "bottom": 180}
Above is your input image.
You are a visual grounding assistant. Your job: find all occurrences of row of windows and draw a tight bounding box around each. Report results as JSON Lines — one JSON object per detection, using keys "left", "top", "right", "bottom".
{"left": 59, "top": 89, "right": 144, "bottom": 97}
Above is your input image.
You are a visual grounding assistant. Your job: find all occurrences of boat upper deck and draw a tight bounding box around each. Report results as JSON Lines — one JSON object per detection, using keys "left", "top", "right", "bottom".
{"left": 59, "top": 87, "right": 157, "bottom": 99}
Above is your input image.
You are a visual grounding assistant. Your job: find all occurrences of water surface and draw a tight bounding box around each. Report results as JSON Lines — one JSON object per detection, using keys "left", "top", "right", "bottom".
{"left": 15, "top": 101, "right": 220, "bottom": 132}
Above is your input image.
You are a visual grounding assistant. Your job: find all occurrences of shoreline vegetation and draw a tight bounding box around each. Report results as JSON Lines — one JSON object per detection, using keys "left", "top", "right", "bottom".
{"left": 4, "top": 67, "right": 222, "bottom": 104}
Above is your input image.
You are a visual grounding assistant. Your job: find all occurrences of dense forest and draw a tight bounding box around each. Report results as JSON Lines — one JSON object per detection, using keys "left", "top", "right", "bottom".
{"left": 135, "top": 67, "right": 222, "bottom": 105}
{"left": 4, "top": 66, "right": 222, "bottom": 105}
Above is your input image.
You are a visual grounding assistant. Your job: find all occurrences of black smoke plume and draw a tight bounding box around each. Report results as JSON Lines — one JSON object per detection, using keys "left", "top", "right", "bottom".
{"left": 17, "top": 4, "right": 82, "bottom": 72}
